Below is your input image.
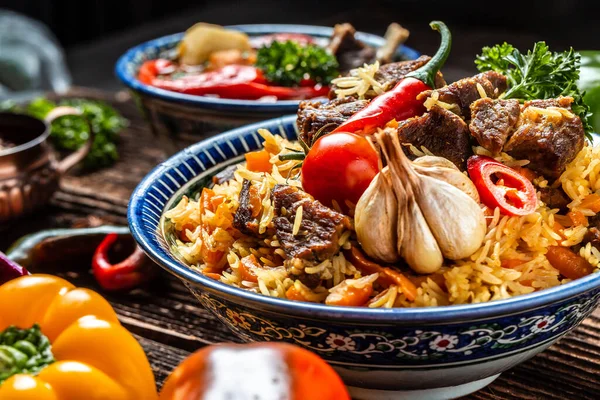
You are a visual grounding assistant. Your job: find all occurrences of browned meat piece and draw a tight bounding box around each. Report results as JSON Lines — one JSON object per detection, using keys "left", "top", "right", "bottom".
{"left": 212, "top": 165, "right": 238, "bottom": 185}
{"left": 504, "top": 96, "right": 585, "bottom": 178}
{"left": 584, "top": 227, "right": 600, "bottom": 251}
{"left": 328, "top": 56, "right": 446, "bottom": 100}
{"left": 233, "top": 179, "right": 261, "bottom": 234}
{"left": 272, "top": 185, "right": 351, "bottom": 262}
{"left": 584, "top": 215, "right": 600, "bottom": 250}
{"left": 469, "top": 98, "right": 521, "bottom": 154}
{"left": 417, "top": 71, "right": 508, "bottom": 118}
{"left": 297, "top": 97, "right": 368, "bottom": 144}
{"left": 539, "top": 187, "right": 571, "bottom": 211}
{"left": 375, "top": 56, "right": 446, "bottom": 93}
{"left": 397, "top": 105, "right": 472, "bottom": 169}
{"left": 328, "top": 23, "right": 376, "bottom": 72}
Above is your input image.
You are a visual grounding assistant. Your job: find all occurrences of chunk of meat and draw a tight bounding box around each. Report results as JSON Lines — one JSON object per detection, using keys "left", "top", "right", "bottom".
{"left": 584, "top": 214, "right": 600, "bottom": 250}
{"left": 504, "top": 96, "right": 585, "bottom": 178}
{"left": 272, "top": 185, "right": 351, "bottom": 262}
{"left": 297, "top": 97, "right": 369, "bottom": 144}
{"left": 397, "top": 105, "right": 472, "bottom": 169}
{"left": 375, "top": 56, "right": 446, "bottom": 93}
{"left": 329, "top": 56, "right": 446, "bottom": 100}
{"left": 417, "top": 71, "right": 508, "bottom": 118}
{"left": 233, "top": 179, "right": 261, "bottom": 234}
{"left": 328, "top": 23, "right": 376, "bottom": 72}
{"left": 539, "top": 187, "right": 571, "bottom": 211}
{"left": 469, "top": 98, "right": 521, "bottom": 154}
{"left": 212, "top": 164, "right": 238, "bottom": 185}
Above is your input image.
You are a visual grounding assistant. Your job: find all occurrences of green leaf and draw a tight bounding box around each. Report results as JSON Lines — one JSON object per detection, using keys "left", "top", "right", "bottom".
{"left": 256, "top": 40, "right": 339, "bottom": 87}
{"left": 476, "top": 42, "right": 594, "bottom": 139}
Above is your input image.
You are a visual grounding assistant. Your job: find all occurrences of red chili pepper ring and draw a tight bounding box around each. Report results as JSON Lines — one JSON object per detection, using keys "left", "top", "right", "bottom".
{"left": 467, "top": 155, "right": 538, "bottom": 216}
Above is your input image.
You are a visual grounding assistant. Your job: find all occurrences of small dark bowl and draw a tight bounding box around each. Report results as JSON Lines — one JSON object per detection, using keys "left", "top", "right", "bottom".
{"left": 115, "top": 24, "right": 420, "bottom": 154}
{"left": 129, "top": 115, "right": 600, "bottom": 400}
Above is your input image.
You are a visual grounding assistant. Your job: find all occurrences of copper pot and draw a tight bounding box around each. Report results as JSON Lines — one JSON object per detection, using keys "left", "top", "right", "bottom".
{"left": 0, "top": 107, "right": 95, "bottom": 223}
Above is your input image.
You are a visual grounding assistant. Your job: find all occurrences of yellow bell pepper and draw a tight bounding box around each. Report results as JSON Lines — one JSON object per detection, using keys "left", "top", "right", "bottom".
{"left": 0, "top": 274, "right": 158, "bottom": 400}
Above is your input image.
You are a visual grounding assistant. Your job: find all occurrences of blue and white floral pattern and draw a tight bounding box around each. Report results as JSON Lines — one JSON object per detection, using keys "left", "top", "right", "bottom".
{"left": 187, "top": 286, "right": 600, "bottom": 366}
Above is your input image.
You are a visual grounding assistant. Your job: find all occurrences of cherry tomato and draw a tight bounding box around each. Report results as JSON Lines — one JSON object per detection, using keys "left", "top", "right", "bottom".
{"left": 159, "top": 342, "right": 350, "bottom": 400}
{"left": 301, "top": 132, "right": 379, "bottom": 210}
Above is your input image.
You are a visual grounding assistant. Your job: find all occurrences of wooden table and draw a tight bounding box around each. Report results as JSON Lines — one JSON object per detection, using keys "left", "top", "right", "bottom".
{"left": 1, "top": 88, "right": 599, "bottom": 399}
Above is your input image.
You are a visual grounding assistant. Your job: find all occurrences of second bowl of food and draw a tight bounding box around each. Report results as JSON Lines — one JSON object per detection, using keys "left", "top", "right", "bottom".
{"left": 129, "top": 22, "right": 600, "bottom": 400}
{"left": 115, "top": 22, "right": 419, "bottom": 153}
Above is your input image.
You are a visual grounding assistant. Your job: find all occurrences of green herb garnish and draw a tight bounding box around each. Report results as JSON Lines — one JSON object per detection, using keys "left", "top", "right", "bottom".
{"left": 2, "top": 98, "right": 127, "bottom": 169}
{"left": 476, "top": 42, "right": 593, "bottom": 139}
{"left": 256, "top": 40, "right": 339, "bottom": 87}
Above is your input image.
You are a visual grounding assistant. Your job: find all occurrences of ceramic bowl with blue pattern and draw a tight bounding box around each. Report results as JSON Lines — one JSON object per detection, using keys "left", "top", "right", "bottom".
{"left": 129, "top": 115, "right": 600, "bottom": 400}
{"left": 115, "top": 24, "right": 420, "bottom": 154}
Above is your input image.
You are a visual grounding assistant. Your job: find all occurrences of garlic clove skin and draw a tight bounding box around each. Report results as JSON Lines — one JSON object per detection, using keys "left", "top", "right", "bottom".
{"left": 355, "top": 168, "right": 400, "bottom": 263}
{"left": 415, "top": 174, "right": 487, "bottom": 260}
{"left": 400, "top": 196, "right": 444, "bottom": 274}
{"left": 413, "top": 163, "right": 480, "bottom": 202}
{"left": 412, "top": 156, "right": 458, "bottom": 171}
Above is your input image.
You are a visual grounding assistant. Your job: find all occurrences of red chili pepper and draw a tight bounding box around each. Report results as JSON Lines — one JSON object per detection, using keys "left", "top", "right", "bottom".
{"left": 92, "top": 233, "right": 155, "bottom": 291}
{"left": 332, "top": 21, "right": 451, "bottom": 135}
{"left": 467, "top": 155, "right": 538, "bottom": 216}
{"left": 138, "top": 62, "right": 328, "bottom": 100}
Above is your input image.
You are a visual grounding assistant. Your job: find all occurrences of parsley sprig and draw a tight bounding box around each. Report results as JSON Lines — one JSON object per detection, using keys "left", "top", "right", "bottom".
{"left": 476, "top": 42, "right": 593, "bottom": 139}
{"left": 256, "top": 40, "right": 339, "bottom": 87}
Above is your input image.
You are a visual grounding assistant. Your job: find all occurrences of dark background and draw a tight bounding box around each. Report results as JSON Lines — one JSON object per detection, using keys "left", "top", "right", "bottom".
{"left": 2, "top": 0, "right": 598, "bottom": 90}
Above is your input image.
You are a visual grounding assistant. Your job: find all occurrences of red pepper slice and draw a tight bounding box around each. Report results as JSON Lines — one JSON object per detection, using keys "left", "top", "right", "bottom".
{"left": 138, "top": 62, "right": 328, "bottom": 100}
{"left": 467, "top": 155, "right": 538, "bottom": 216}
{"left": 332, "top": 21, "right": 451, "bottom": 135}
{"left": 92, "top": 233, "right": 155, "bottom": 291}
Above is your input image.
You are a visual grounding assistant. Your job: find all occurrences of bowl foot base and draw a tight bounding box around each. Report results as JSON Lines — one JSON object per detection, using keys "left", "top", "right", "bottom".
{"left": 347, "top": 373, "right": 500, "bottom": 400}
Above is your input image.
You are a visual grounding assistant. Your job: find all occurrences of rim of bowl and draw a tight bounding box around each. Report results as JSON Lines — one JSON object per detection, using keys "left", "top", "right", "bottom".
{"left": 0, "top": 112, "right": 49, "bottom": 157}
{"left": 129, "top": 115, "right": 600, "bottom": 324}
{"left": 115, "top": 24, "right": 421, "bottom": 112}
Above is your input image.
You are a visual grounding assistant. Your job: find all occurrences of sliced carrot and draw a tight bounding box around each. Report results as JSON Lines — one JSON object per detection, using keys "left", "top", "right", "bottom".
{"left": 199, "top": 188, "right": 217, "bottom": 214}
{"left": 501, "top": 259, "right": 526, "bottom": 269}
{"left": 325, "top": 283, "right": 373, "bottom": 307}
{"left": 552, "top": 220, "right": 567, "bottom": 240}
{"left": 286, "top": 285, "right": 308, "bottom": 302}
{"left": 204, "top": 272, "right": 222, "bottom": 280}
{"left": 239, "top": 254, "right": 260, "bottom": 283}
{"left": 578, "top": 193, "right": 600, "bottom": 213}
{"left": 245, "top": 149, "right": 272, "bottom": 173}
{"left": 345, "top": 247, "right": 418, "bottom": 301}
{"left": 513, "top": 166, "right": 538, "bottom": 182}
{"left": 178, "top": 223, "right": 196, "bottom": 242}
{"left": 553, "top": 214, "right": 573, "bottom": 227}
{"left": 546, "top": 246, "right": 594, "bottom": 279}
{"left": 248, "top": 185, "right": 262, "bottom": 218}
{"left": 567, "top": 210, "right": 589, "bottom": 227}
{"left": 210, "top": 194, "right": 226, "bottom": 209}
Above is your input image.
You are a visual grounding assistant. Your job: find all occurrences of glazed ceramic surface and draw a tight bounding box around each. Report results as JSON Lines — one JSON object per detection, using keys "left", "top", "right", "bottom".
{"left": 115, "top": 24, "right": 420, "bottom": 154}
{"left": 129, "top": 116, "right": 600, "bottom": 399}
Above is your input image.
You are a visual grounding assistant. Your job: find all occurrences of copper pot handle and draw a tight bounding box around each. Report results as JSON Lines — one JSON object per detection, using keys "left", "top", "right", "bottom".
{"left": 44, "top": 106, "right": 96, "bottom": 174}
